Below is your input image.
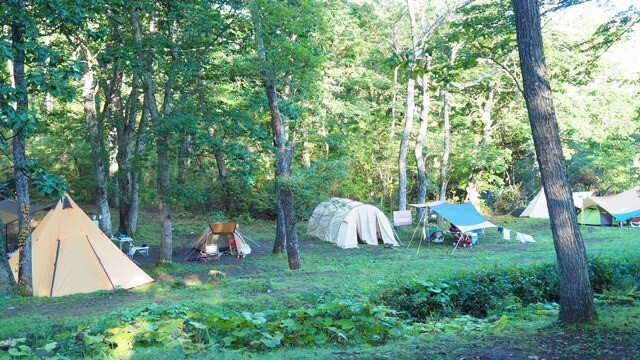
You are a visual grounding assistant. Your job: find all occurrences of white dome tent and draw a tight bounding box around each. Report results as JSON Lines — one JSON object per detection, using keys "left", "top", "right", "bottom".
{"left": 306, "top": 198, "right": 399, "bottom": 249}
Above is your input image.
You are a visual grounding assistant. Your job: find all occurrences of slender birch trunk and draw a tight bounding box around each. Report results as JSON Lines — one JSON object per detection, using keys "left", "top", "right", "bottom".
{"left": 81, "top": 47, "right": 113, "bottom": 235}
{"left": 415, "top": 71, "right": 430, "bottom": 217}
{"left": 439, "top": 87, "right": 451, "bottom": 202}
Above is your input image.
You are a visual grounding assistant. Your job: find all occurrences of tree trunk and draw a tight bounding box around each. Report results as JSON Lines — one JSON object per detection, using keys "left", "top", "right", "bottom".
{"left": 513, "top": 0, "right": 595, "bottom": 323}
{"left": 11, "top": 1, "right": 33, "bottom": 294}
{"left": 252, "top": 7, "right": 300, "bottom": 269}
{"left": 128, "top": 105, "right": 150, "bottom": 236}
{"left": 116, "top": 75, "right": 139, "bottom": 236}
{"left": 386, "top": 64, "right": 399, "bottom": 209}
{"left": 131, "top": 9, "right": 173, "bottom": 264}
{"left": 398, "top": 78, "right": 415, "bottom": 210}
{"left": 0, "top": 220, "right": 17, "bottom": 295}
{"left": 398, "top": 0, "right": 419, "bottom": 211}
{"left": 439, "top": 87, "right": 451, "bottom": 202}
{"left": 415, "top": 71, "right": 430, "bottom": 217}
{"left": 81, "top": 47, "right": 113, "bottom": 235}
{"left": 273, "top": 189, "right": 287, "bottom": 254}
{"left": 214, "top": 151, "right": 238, "bottom": 213}
{"left": 466, "top": 88, "right": 495, "bottom": 205}
{"left": 177, "top": 132, "right": 189, "bottom": 184}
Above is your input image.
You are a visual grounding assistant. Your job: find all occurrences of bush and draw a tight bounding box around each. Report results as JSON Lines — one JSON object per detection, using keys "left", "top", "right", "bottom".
{"left": 491, "top": 186, "right": 525, "bottom": 214}
{"left": 379, "top": 257, "right": 640, "bottom": 320}
{"left": 0, "top": 300, "right": 408, "bottom": 358}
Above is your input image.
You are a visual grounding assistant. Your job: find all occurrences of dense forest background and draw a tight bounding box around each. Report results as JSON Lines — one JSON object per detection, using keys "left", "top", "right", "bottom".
{"left": 1, "top": 0, "right": 638, "bottom": 223}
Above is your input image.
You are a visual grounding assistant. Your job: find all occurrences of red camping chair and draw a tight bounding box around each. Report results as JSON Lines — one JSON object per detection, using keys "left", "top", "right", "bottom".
{"left": 449, "top": 224, "right": 472, "bottom": 247}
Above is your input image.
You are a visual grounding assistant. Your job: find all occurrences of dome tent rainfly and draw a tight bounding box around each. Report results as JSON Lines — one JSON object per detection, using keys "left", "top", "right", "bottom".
{"left": 9, "top": 194, "right": 153, "bottom": 297}
{"left": 306, "top": 198, "right": 399, "bottom": 249}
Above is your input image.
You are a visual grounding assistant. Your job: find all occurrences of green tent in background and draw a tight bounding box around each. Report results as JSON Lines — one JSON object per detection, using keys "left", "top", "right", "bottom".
{"left": 578, "top": 186, "right": 640, "bottom": 226}
{"left": 577, "top": 207, "right": 614, "bottom": 226}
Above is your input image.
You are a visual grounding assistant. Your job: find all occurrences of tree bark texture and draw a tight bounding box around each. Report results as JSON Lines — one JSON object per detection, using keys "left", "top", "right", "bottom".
{"left": 115, "top": 75, "right": 138, "bottom": 236}
{"left": 128, "top": 106, "right": 150, "bottom": 236}
{"left": 252, "top": 6, "right": 301, "bottom": 269}
{"left": 415, "top": 72, "right": 430, "bottom": 217}
{"left": 11, "top": 0, "right": 33, "bottom": 294}
{"left": 513, "top": 0, "right": 595, "bottom": 323}
{"left": 81, "top": 48, "right": 113, "bottom": 235}
{"left": 398, "top": 0, "right": 419, "bottom": 211}
{"left": 131, "top": 9, "right": 173, "bottom": 263}
{"left": 386, "top": 65, "right": 399, "bottom": 209}
{"left": 439, "top": 87, "right": 451, "bottom": 202}
{"left": 273, "top": 190, "right": 287, "bottom": 254}
{"left": 177, "top": 132, "right": 189, "bottom": 184}
{"left": 398, "top": 78, "right": 415, "bottom": 211}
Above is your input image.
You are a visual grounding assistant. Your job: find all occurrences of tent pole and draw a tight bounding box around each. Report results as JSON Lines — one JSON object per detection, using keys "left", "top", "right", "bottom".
{"left": 416, "top": 208, "right": 429, "bottom": 256}
{"left": 407, "top": 207, "right": 426, "bottom": 249}
{"left": 50, "top": 239, "right": 62, "bottom": 297}
{"left": 86, "top": 235, "right": 115, "bottom": 289}
{"left": 451, "top": 237, "right": 461, "bottom": 255}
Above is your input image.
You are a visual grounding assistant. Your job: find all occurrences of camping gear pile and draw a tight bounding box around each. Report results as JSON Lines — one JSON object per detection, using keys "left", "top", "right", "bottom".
{"left": 186, "top": 222, "right": 251, "bottom": 262}
{"left": 8, "top": 194, "right": 153, "bottom": 297}
{"left": 521, "top": 186, "right": 640, "bottom": 226}
{"left": 306, "top": 198, "right": 399, "bottom": 249}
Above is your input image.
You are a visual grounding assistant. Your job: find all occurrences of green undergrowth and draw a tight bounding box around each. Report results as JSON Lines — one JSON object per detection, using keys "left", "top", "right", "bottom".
{"left": 2, "top": 256, "right": 639, "bottom": 358}
{"left": 378, "top": 256, "right": 640, "bottom": 320}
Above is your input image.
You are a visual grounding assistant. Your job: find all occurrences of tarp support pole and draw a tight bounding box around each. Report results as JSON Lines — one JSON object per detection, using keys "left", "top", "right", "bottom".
{"left": 50, "top": 239, "right": 62, "bottom": 297}
{"left": 86, "top": 235, "right": 115, "bottom": 290}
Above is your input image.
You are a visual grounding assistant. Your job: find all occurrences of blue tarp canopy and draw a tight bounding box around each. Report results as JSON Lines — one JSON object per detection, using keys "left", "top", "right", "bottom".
{"left": 430, "top": 202, "right": 496, "bottom": 233}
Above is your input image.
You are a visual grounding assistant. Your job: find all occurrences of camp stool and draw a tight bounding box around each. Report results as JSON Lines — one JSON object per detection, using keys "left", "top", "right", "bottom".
{"left": 128, "top": 244, "right": 149, "bottom": 258}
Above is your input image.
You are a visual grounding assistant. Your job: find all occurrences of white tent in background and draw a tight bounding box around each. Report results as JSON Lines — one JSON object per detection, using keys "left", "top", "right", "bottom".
{"left": 520, "top": 189, "right": 593, "bottom": 218}
{"left": 307, "top": 198, "right": 398, "bottom": 249}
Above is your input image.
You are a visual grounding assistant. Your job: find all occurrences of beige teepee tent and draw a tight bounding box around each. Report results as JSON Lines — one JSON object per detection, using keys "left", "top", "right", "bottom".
{"left": 306, "top": 198, "right": 398, "bottom": 249}
{"left": 9, "top": 194, "right": 153, "bottom": 297}
{"left": 520, "top": 189, "right": 593, "bottom": 218}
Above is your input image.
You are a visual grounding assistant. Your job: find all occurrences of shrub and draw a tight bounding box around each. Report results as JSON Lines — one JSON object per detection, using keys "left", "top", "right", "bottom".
{"left": 379, "top": 257, "right": 640, "bottom": 320}
{"left": 0, "top": 300, "right": 408, "bottom": 358}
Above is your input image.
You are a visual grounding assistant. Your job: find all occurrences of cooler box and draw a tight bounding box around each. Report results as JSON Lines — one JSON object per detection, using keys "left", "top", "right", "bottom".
{"left": 468, "top": 232, "right": 478, "bottom": 245}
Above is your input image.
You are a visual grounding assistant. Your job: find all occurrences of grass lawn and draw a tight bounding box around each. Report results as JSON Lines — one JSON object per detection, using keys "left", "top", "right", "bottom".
{"left": 1, "top": 210, "right": 639, "bottom": 359}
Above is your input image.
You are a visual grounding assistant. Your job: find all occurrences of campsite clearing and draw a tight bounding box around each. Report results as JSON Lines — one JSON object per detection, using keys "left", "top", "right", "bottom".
{"left": 0, "top": 209, "right": 639, "bottom": 358}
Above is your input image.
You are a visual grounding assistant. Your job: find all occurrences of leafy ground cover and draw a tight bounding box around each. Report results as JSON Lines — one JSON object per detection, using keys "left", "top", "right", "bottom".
{"left": 1, "top": 210, "right": 639, "bottom": 358}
